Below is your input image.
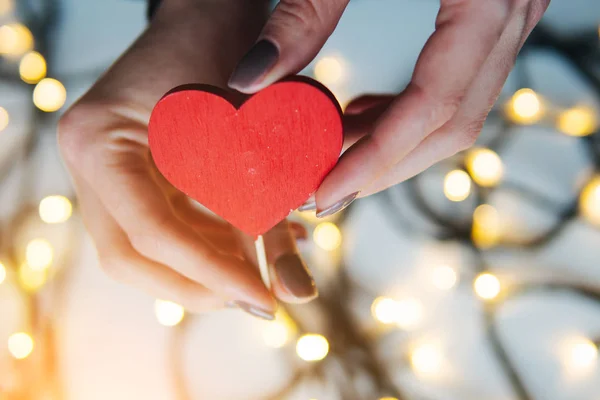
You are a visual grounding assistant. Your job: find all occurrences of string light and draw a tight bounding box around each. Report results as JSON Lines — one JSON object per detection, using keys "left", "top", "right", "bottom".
{"left": 296, "top": 333, "right": 329, "bottom": 362}
{"left": 371, "top": 297, "right": 423, "bottom": 329}
{"left": 313, "top": 222, "right": 342, "bottom": 251}
{"left": 262, "top": 320, "right": 290, "bottom": 349}
{"left": 33, "top": 78, "right": 67, "bottom": 112}
{"left": 18, "top": 262, "right": 47, "bottom": 292}
{"left": 372, "top": 297, "right": 400, "bottom": 324}
{"left": 473, "top": 273, "right": 501, "bottom": 300}
{"left": 557, "top": 106, "right": 597, "bottom": 137}
{"left": 431, "top": 265, "right": 457, "bottom": 290}
{"left": 25, "top": 238, "right": 53, "bottom": 271}
{"left": 564, "top": 337, "right": 598, "bottom": 372}
{"left": 465, "top": 148, "right": 503, "bottom": 187}
{"left": 39, "top": 195, "right": 73, "bottom": 223}
{"left": 19, "top": 51, "right": 47, "bottom": 84}
{"left": 0, "top": 23, "right": 34, "bottom": 57}
{"left": 444, "top": 170, "right": 471, "bottom": 202}
{"left": 154, "top": 299, "right": 185, "bottom": 327}
{"left": 472, "top": 204, "right": 501, "bottom": 249}
{"left": 8, "top": 332, "right": 34, "bottom": 360}
{"left": 314, "top": 56, "right": 345, "bottom": 86}
{"left": 505, "top": 88, "right": 543, "bottom": 124}
{"left": 410, "top": 343, "right": 443, "bottom": 377}
{"left": 0, "top": 106, "right": 8, "bottom": 132}
{"left": 579, "top": 176, "right": 600, "bottom": 226}
{"left": 0, "top": 261, "right": 6, "bottom": 285}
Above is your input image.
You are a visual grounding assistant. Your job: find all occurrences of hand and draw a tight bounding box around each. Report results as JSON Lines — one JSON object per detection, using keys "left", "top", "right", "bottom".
{"left": 58, "top": 0, "right": 317, "bottom": 320}
{"left": 228, "top": 0, "right": 550, "bottom": 216}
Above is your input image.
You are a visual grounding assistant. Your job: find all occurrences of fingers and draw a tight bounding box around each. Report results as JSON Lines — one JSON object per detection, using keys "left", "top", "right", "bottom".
{"left": 315, "top": 0, "right": 517, "bottom": 211}
{"left": 228, "top": 0, "right": 350, "bottom": 93}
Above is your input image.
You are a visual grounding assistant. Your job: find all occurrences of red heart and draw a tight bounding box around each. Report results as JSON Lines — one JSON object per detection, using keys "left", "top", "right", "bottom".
{"left": 148, "top": 79, "right": 343, "bottom": 237}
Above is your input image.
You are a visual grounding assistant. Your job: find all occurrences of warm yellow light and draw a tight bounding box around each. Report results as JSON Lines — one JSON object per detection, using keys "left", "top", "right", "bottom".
{"left": 372, "top": 297, "right": 400, "bottom": 324}
{"left": 466, "top": 148, "right": 503, "bottom": 187}
{"left": 314, "top": 56, "right": 345, "bottom": 86}
{"left": 431, "top": 265, "right": 457, "bottom": 290}
{"left": 262, "top": 320, "right": 290, "bottom": 349}
{"left": 296, "top": 333, "right": 329, "bottom": 362}
{"left": 8, "top": 332, "right": 34, "bottom": 360}
{"left": 18, "top": 262, "right": 47, "bottom": 292}
{"left": 371, "top": 297, "right": 423, "bottom": 329}
{"left": 505, "top": 88, "right": 543, "bottom": 124}
{"left": 0, "top": 106, "right": 8, "bottom": 132}
{"left": 154, "top": 299, "right": 185, "bottom": 327}
{"left": 472, "top": 204, "right": 501, "bottom": 249}
{"left": 0, "top": 261, "right": 6, "bottom": 285}
{"left": 410, "top": 343, "right": 443, "bottom": 377}
{"left": 19, "top": 51, "right": 47, "bottom": 84}
{"left": 579, "top": 176, "right": 600, "bottom": 226}
{"left": 313, "top": 222, "right": 342, "bottom": 251}
{"left": 565, "top": 337, "right": 598, "bottom": 371}
{"left": 444, "top": 170, "right": 471, "bottom": 202}
{"left": 39, "top": 195, "right": 73, "bottom": 224}
{"left": 557, "top": 106, "right": 597, "bottom": 137}
{"left": 0, "top": 0, "right": 14, "bottom": 15}
{"left": 33, "top": 78, "right": 67, "bottom": 112}
{"left": 25, "top": 238, "right": 53, "bottom": 271}
{"left": 474, "top": 272, "right": 501, "bottom": 300}
{"left": 0, "top": 23, "right": 33, "bottom": 56}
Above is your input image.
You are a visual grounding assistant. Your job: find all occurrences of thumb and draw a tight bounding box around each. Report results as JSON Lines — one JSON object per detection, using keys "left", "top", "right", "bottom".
{"left": 228, "top": 0, "right": 349, "bottom": 93}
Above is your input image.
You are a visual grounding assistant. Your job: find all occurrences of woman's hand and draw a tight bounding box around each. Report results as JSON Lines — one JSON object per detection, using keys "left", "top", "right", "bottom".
{"left": 58, "top": 0, "right": 317, "bottom": 320}
{"left": 228, "top": 0, "right": 550, "bottom": 216}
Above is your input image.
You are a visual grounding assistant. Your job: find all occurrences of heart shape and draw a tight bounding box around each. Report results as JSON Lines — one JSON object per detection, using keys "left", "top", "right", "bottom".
{"left": 148, "top": 79, "right": 343, "bottom": 237}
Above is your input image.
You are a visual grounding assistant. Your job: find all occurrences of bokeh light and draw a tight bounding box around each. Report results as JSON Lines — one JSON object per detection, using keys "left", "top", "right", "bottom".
{"left": 557, "top": 106, "right": 597, "bottom": 137}
{"left": 39, "top": 195, "right": 73, "bottom": 224}
{"left": 410, "top": 343, "right": 443, "bottom": 377}
{"left": 262, "top": 320, "right": 290, "bottom": 349}
{"left": 18, "top": 262, "right": 47, "bottom": 292}
{"left": 472, "top": 204, "right": 501, "bottom": 249}
{"left": 33, "top": 78, "right": 67, "bottom": 112}
{"left": 154, "top": 299, "right": 185, "bottom": 327}
{"left": 0, "top": 261, "right": 6, "bottom": 285}
{"left": 444, "top": 170, "right": 472, "bottom": 202}
{"left": 313, "top": 222, "right": 342, "bottom": 251}
{"left": 466, "top": 148, "right": 503, "bottom": 187}
{"left": 314, "top": 56, "right": 345, "bottom": 86}
{"left": 372, "top": 297, "right": 400, "bottom": 324}
{"left": 19, "top": 51, "right": 47, "bottom": 84}
{"left": 431, "top": 265, "right": 457, "bottom": 290}
{"left": 8, "top": 332, "right": 34, "bottom": 360}
{"left": 296, "top": 333, "right": 329, "bottom": 362}
{"left": 371, "top": 297, "right": 423, "bottom": 329}
{"left": 25, "top": 238, "right": 53, "bottom": 271}
{"left": 579, "top": 176, "right": 600, "bottom": 226}
{"left": 0, "top": 106, "right": 8, "bottom": 132}
{"left": 505, "top": 88, "right": 543, "bottom": 124}
{"left": 473, "top": 273, "right": 501, "bottom": 300}
{"left": 0, "top": 23, "right": 33, "bottom": 57}
{"left": 564, "top": 337, "right": 598, "bottom": 372}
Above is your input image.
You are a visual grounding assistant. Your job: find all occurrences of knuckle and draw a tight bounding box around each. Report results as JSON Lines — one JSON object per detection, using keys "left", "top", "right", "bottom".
{"left": 57, "top": 107, "right": 91, "bottom": 167}
{"left": 456, "top": 119, "right": 484, "bottom": 151}
{"left": 98, "top": 255, "right": 129, "bottom": 283}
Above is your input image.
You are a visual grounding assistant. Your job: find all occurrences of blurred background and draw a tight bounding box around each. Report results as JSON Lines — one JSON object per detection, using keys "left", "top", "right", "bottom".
{"left": 1, "top": 0, "right": 600, "bottom": 399}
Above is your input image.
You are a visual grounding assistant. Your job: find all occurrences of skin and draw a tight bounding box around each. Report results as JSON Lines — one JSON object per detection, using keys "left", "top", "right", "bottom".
{"left": 58, "top": 0, "right": 549, "bottom": 312}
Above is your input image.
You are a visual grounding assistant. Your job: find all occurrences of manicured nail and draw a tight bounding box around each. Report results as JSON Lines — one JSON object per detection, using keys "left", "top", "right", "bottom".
{"left": 316, "top": 192, "right": 359, "bottom": 218}
{"left": 298, "top": 200, "right": 316, "bottom": 212}
{"left": 226, "top": 301, "right": 275, "bottom": 321}
{"left": 228, "top": 40, "right": 279, "bottom": 91}
{"left": 273, "top": 253, "right": 318, "bottom": 300}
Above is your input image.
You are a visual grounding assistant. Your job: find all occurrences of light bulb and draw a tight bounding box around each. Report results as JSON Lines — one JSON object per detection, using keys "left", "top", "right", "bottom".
{"left": 472, "top": 204, "right": 501, "bottom": 249}
{"left": 18, "top": 262, "right": 47, "bottom": 292}
{"left": 474, "top": 272, "right": 501, "bottom": 300}
{"left": 0, "top": 23, "right": 33, "bottom": 57}
{"left": 19, "top": 51, "right": 47, "bottom": 84}
{"left": 444, "top": 170, "right": 471, "bottom": 202}
{"left": 33, "top": 78, "right": 67, "bottom": 112}
{"left": 505, "top": 88, "right": 543, "bottom": 124}
{"left": 296, "top": 333, "right": 329, "bottom": 362}
{"left": 25, "top": 238, "right": 53, "bottom": 271}
{"left": 410, "top": 343, "right": 442, "bottom": 377}
{"left": 0, "top": 106, "right": 8, "bottom": 132}
{"left": 313, "top": 222, "right": 342, "bottom": 251}
{"left": 39, "top": 195, "right": 73, "bottom": 223}
{"left": 371, "top": 297, "right": 423, "bottom": 329}
{"left": 564, "top": 337, "right": 598, "bottom": 371}
{"left": 8, "top": 332, "right": 34, "bottom": 360}
{"left": 314, "top": 56, "right": 345, "bottom": 86}
{"left": 557, "top": 106, "right": 597, "bottom": 137}
{"left": 154, "top": 299, "right": 185, "bottom": 327}
{"left": 372, "top": 297, "right": 400, "bottom": 324}
{"left": 262, "top": 320, "right": 290, "bottom": 348}
{"left": 431, "top": 265, "right": 457, "bottom": 290}
{"left": 579, "top": 176, "right": 600, "bottom": 226}
{"left": 466, "top": 148, "right": 503, "bottom": 187}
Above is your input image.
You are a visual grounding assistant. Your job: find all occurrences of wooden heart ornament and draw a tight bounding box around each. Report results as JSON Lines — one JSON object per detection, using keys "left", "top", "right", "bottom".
{"left": 148, "top": 78, "right": 343, "bottom": 237}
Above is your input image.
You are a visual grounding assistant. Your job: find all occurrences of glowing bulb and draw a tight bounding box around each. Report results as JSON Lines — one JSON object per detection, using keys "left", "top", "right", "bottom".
{"left": 296, "top": 333, "right": 329, "bottom": 362}
{"left": 313, "top": 222, "right": 342, "bottom": 251}
{"left": 0, "top": 23, "right": 33, "bottom": 56}
{"left": 33, "top": 78, "right": 67, "bottom": 112}
{"left": 557, "top": 106, "right": 597, "bottom": 137}
{"left": 154, "top": 299, "right": 185, "bottom": 327}
{"left": 262, "top": 320, "right": 290, "bottom": 348}
{"left": 18, "top": 262, "right": 47, "bottom": 292}
{"left": 396, "top": 298, "right": 424, "bottom": 330}
{"left": 431, "top": 265, "right": 457, "bottom": 290}
{"left": 0, "top": 261, "right": 6, "bottom": 285}
{"left": 8, "top": 332, "right": 34, "bottom": 360}
{"left": 472, "top": 204, "right": 501, "bottom": 249}
{"left": 579, "top": 176, "right": 600, "bottom": 226}
{"left": 25, "top": 238, "right": 53, "bottom": 271}
{"left": 410, "top": 343, "right": 442, "bottom": 377}
{"left": 19, "top": 51, "right": 47, "bottom": 84}
{"left": 505, "top": 88, "right": 543, "bottom": 124}
{"left": 466, "top": 148, "right": 503, "bottom": 187}
{"left": 565, "top": 337, "right": 598, "bottom": 371}
{"left": 372, "top": 297, "right": 400, "bottom": 324}
{"left": 444, "top": 170, "right": 471, "bottom": 202}
{"left": 314, "top": 56, "right": 345, "bottom": 86}
{"left": 0, "top": 106, "right": 8, "bottom": 132}
{"left": 474, "top": 273, "right": 501, "bottom": 300}
{"left": 39, "top": 195, "right": 73, "bottom": 223}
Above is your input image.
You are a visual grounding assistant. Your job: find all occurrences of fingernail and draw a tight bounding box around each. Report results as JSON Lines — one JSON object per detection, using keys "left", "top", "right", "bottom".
{"left": 228, "top": 40, "right": 279, "bottom": 91}
{"left": 298, "top": 200, "right": 316, "bottom": 212}
{"left": 316, "top": 192, "right": 359, "bottom": 218}
{"left": 226, "top": 300, "right": 275, "bottom": 320}
{"left": 273, "top": 253, "right": 318, "bottom": 300}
